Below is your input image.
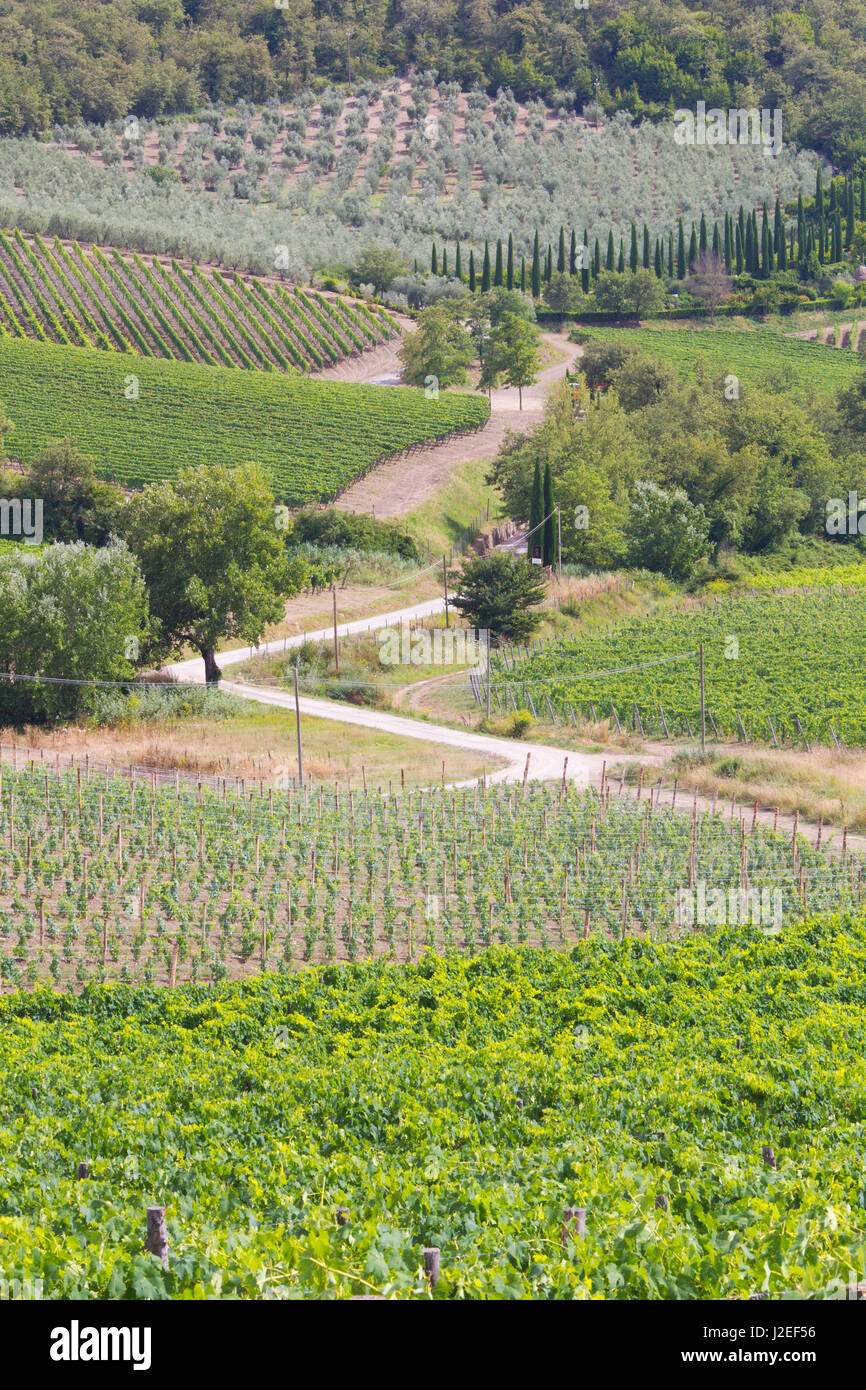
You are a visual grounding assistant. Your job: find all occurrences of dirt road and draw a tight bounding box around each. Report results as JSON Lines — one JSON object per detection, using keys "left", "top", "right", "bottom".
{"left": 332, "top": 331, "right": 582, "bottom": 518}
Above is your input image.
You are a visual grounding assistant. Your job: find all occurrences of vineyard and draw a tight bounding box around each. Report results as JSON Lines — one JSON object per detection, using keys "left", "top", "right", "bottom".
{"left": 583, "top": 324, "right": 863, "bottom": 398}
{"left": 2, "top": 921, "right": 866, "bottom": 1298}
{"left": 0, "top": 337, "right": 489, "bottom": 504}
{"left": 0, "top": 229, "right": 398, "bottom": 372}
{"left": 0, "top": 758, "right": 861, "bottom": 994}
{"left": 492, "top": 592, "right": 866, "bottom": 747}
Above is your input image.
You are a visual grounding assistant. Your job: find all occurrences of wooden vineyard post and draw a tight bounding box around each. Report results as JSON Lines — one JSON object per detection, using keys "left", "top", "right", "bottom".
{"left": 169, "top": 941, "right": 178, "bottom": 988}
{"left": 761, "top": 1145, "right": 776, "bottom": 1169}
{"left": 145, "top": 1207, "right": 169, "bottom": 1268}
{"left": 261, "top": 919, "right": 267, "bottom": 973}
{"left": 423, "top": 1247, "right": 440, "bottom": 1289}
{"left": 39, "top": 899, "right": 45, "bottom": 952}
{"left": 561, "top": 1207, "right": 586, "bottom": 1246}
{"left": 442, "top": 555, "right": 450, "bottom": 629}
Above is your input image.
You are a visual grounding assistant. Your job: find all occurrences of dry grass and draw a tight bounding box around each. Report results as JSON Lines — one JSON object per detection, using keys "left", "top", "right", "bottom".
{"left": 0, "top": 707, "right": 502, "bottom": 788}
{"left": 645, "top": 745, "right": 866, "bottom": 832}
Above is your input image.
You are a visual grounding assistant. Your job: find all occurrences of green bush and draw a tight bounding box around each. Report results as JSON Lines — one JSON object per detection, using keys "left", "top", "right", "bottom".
{"left": 291, "top": 507, "right": 420, "bottom": 561}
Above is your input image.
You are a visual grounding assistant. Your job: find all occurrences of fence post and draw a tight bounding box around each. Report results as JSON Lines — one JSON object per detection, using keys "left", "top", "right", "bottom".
{"left": 145, "top": 1207, "right": 169, "bottom": 1268}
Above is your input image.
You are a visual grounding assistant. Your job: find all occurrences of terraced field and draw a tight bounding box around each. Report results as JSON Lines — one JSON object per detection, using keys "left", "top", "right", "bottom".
{"left": 0, "top": 338, "right": 489, "bottom": 504}
{"left": 0, "top": 230, "right": 398, "bottom": 372}
{"left": 583, "top": 323, "right": 864, "bottom": 398}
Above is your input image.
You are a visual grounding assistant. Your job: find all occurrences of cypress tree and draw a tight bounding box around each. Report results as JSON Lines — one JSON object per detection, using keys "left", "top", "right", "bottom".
{"left": 735, "top": 223, "right": 744, "bottom": 274}
{"left": 468, "top": 248, "right": 476, "bottom": 292}
{"left": 494, "top": 238, "right": 504, "bottom": 287}
{"left": 789, "top": 223, "right": 795, "bottom": 263}
{"left": 455, "top": 242, "right": 462, "bottom": 280}
{"left": 699, "top": 211, "right": 708, "bottom": 255}
{"left": 642, "top": 224, "right": 650, "bottom": 269}
{"left": 847, "top": 179, "right": 856, "bottom": 248}
{"left": 542, "top": 463, "right": 556, "bottom": 569}
{"left": 773, "top": 197, "right": 783, "bottom": 253}
{"left": 834, "top": 208, "right": 843, "bottom": 261}
{"left": 829, "top": 180, "right": 836, "bottom": 215}
{"left": 531, "top": 230, "right": 541, "bottom": 297}
{"left": 677, "top": 218, "right": 686, "bottom": 278}
{"left": 431, "top": 242, "right": 438, "bottom": 275}
{"left": 582, "top": 229, "right": 590, "bottom": 292}
{"left": 617, "top": 239, "right": 625, "bottom": 272}
{"left": 860, "top": 178, "right": 866, "bottom": 220}
{"left": 797, "top": 193, "right": 805, "bottom": 262}
{"left": 606, "top": 229, "right": 615, "bottom": 270}
{"left": 712, "top": 222, "right": 721, "bottom": 258}
{"left": 629, "top": 221, "right": 638, "bottom": 271}
{"left": 520, "top": 256, "right": 526, "bottom": 292}
{"left": 481, "top": 240, "right": 491, "bottom": 292}
{"left": 723, "top": 215, "right": 731, "bottom": 271}
{"left": 528, "top": 460, "right": 543, "bottom": 561}
{"left": 506, "top": 233, "right": 514, "bottom": 290}
{"left": 777, "top": 211, "right": 787, "bottom": 270}
{"left": 750, "top": 210, "right": 760, "bottom": 273}
{"left": 654, "top": 239, "right": 662, "bottom": 277}
{"left": 557, "top": 227, "right": 566, "bottom": 274}
{"left": 819, "top": 206, "right": 827, "bottom": 262}
{"left": 592, "top": 237, "right": 600, "bottom": 279}
{"left": 668, "top": 231, "right": 674, "bottom": 277}
{"left": 442, "top": 247, "right": 448, "bottom": 276}
{"left": 545, "top": 244, "right": 553, "bottom": 283}
{"left": 816, "top": 167, "right": 824, "bottom": 222}
{"left": 569, "top": 229, "right": 577, "bottom": 275}
{"left": 688, "top": 223, "right": 698, "bottom": 270}
{"left": 762, "top": 205, "right": 773, "bottom": 275}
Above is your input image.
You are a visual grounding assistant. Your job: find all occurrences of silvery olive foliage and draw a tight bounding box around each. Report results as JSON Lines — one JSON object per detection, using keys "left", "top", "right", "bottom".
{"left": 0, "top": 85, "right": 821, "bottom": 281}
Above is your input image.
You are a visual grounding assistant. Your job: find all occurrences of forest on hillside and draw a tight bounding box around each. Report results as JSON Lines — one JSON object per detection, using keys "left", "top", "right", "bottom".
{"left": 1, "top": 1, "right": 865, "bottom": 166}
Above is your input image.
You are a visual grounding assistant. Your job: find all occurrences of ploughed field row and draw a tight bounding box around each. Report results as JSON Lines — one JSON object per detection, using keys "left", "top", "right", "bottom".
{"left": 0, "top": 228, "right": 398, "bottom": 372}
{"left": 0, "top": 762, "right": 859, "bottom": 991}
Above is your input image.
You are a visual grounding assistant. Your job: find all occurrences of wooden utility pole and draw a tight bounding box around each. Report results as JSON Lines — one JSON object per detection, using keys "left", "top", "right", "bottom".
{"left": 332, "top": 587, "right": 340, "bottom": 675}
{"left": 699, "top": 643, "right": 706, "bottom": 756}
{"left": 442, "top": 555, "right": 450, "bottom": 628}
{"left": 486, "top": 628, "right": 492, "bottom": 719}
{"left": 294, "top": 665, "right": 304, "bottom": 786}
{"left": 556, "top": 505, "right": 562, "bottom": 582}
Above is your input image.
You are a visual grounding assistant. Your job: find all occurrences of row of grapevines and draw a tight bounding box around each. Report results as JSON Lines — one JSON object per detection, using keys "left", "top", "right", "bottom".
{"left": 171, "top": 261, "right": 256, "bottom": 369}
{"left": 36, "top": 236, "right": 111, "bottom": 349}
{"left": 211, "top": 270, "right": 292, "bottom": 370}
{"left": 81, "top": 245, "right": 156, "bottom": 356}
{"left": 57, "top": 241, "right": 132, "bottom": 352}
{"left": 11, "top": 230, "right": 90, "bottom": 347}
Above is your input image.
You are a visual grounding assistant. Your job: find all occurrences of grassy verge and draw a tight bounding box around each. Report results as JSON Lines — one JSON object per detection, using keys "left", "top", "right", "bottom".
{"left": 402, "top": 453, "right": 503, "bottom": 557}
{"left": 623, "top": 746, "right": 866, "bottom": 833}
{"left": 0, "top": 705, "right": 501, "bottom": 788}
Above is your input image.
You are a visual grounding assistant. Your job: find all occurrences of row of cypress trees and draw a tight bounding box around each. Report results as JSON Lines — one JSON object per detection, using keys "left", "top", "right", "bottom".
{"left": 424, "top": 171, "right": 866, "bottom": 295}
{"left": 527, "top": 459, "right": 556, "bottom": 567}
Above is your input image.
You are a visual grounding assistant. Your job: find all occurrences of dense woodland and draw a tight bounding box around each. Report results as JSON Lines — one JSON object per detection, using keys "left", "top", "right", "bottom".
{"left": 1, "top": 1, "right": 866, "bottom": 166}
